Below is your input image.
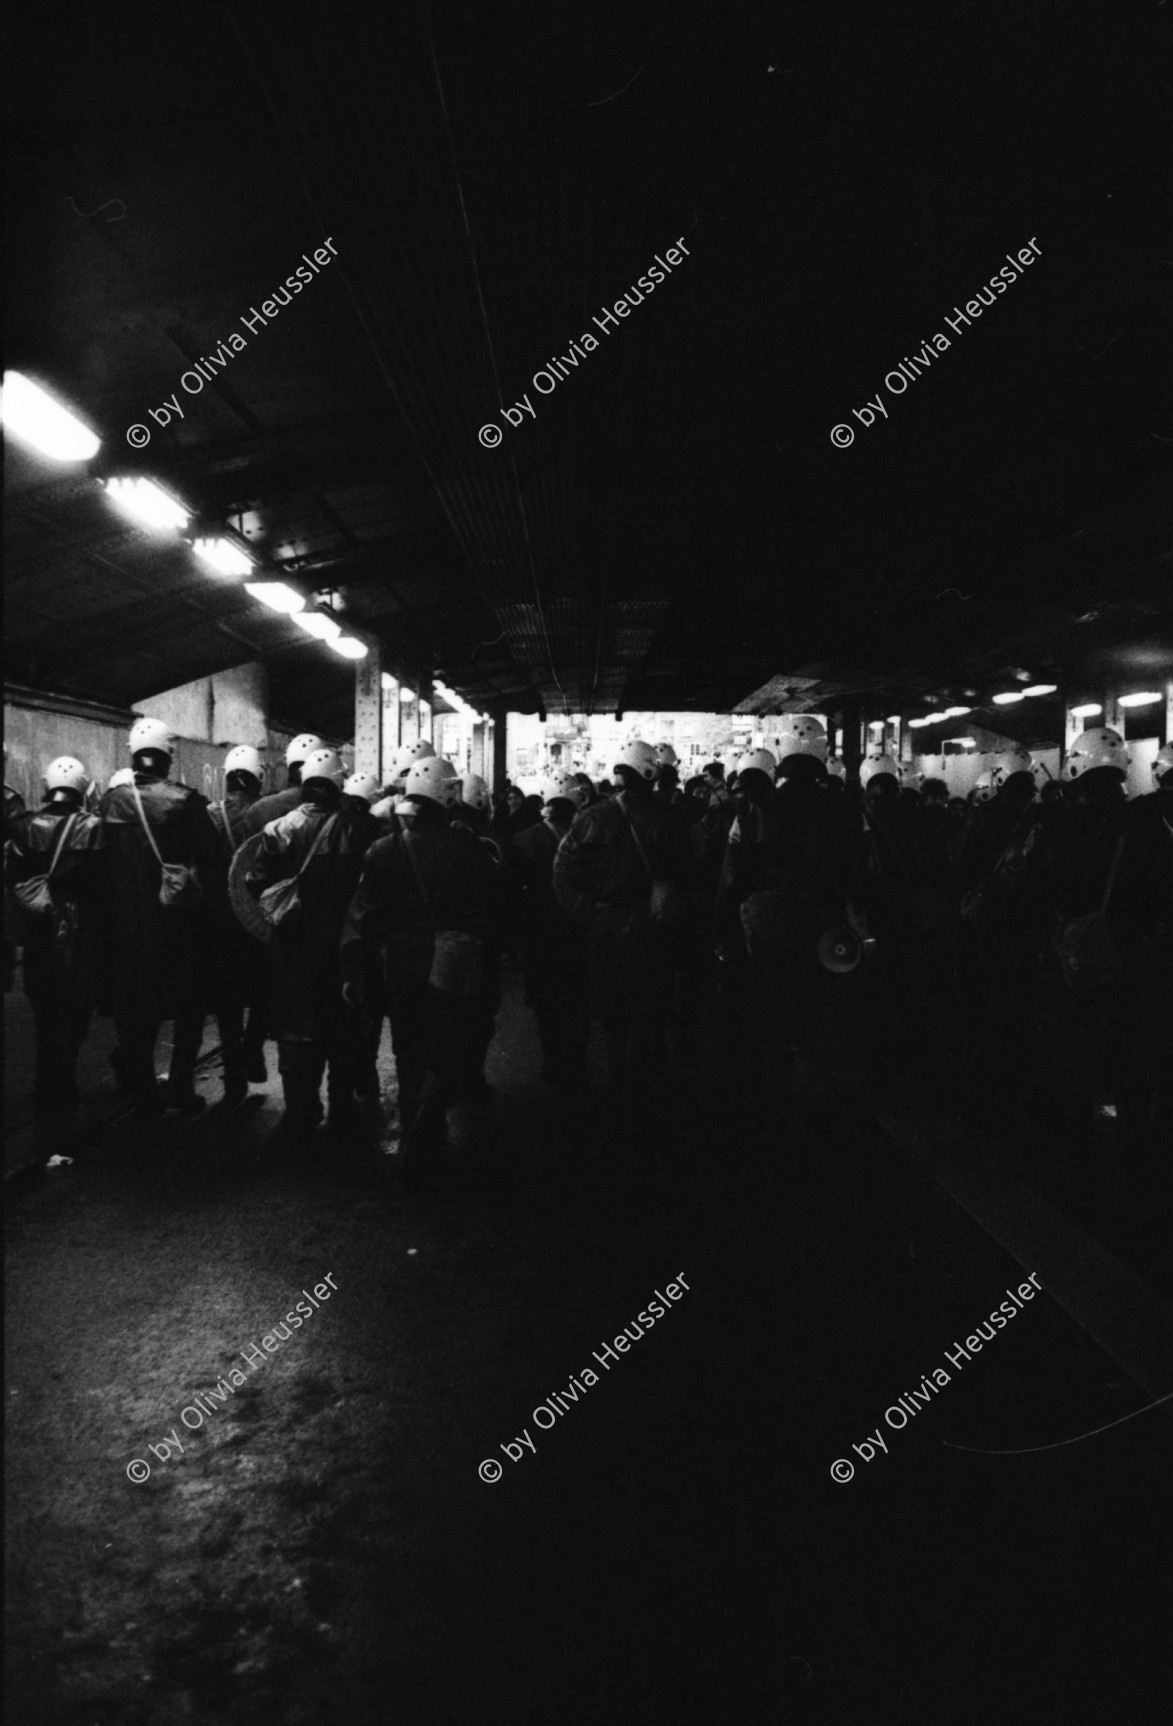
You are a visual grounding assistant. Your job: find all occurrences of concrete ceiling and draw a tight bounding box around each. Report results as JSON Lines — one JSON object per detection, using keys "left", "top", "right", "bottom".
{"left": 5, "top": 2, "right": 1170, "bottom": 736}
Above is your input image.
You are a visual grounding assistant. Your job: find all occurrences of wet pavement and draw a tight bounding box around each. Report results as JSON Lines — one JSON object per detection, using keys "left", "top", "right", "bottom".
{"left": 5, "top": 964, "right": 1171, "bottom": 1724}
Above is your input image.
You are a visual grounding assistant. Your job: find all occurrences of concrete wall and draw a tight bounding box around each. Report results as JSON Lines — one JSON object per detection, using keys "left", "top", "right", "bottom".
{"left": 2, "top": 663, "right": 346, "bottom": 810}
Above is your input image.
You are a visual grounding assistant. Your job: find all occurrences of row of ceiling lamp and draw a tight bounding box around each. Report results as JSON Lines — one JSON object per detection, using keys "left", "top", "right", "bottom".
{"left": 2, "top": 371, "right": 368, "bottom": 660}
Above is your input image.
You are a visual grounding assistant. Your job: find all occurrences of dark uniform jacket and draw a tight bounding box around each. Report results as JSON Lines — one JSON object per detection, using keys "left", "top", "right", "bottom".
{"left": 98, "top": 773, "right": 221, "bottom": 1018}
{"left": 552, "top": 791, "right": 694, "bottom": 926}
{"left": 245, "top": 798, "right": 375, "bottom": 1040}
{"left": 340, "top": 818, "right": 495, "bottom": 1008}
{"left": 5, "top": 803, "right": 105, "bottom": 1002}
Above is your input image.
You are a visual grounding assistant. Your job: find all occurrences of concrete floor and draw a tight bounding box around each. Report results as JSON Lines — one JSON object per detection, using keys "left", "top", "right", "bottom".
{"left": 4, "top": 964, "right": 1171, "bottom": 1724}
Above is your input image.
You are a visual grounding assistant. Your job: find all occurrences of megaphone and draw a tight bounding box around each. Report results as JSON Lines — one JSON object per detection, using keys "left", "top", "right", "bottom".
{"left": 818, "top": 926, "right": 865, "bottom": 974}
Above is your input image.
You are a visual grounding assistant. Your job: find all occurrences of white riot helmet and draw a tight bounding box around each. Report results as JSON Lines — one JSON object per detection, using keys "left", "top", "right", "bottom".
{"left": 825, "top": 756, "right": 847, "bottom": 781}
{"left": 342, "top": 771, "right": 381, "bottom": 803}
{"left": 1064, "top": 727, "right": 1129, "bottom": 781}
{"left": 395, "top": 740, "right": 436, "bottom": 773}
{"left": 224, "top": 744, "right": 263, "bottom": 782}
{"left": 859, "top": 752, "right": 898, "bottom": 787}
{"left": 899, "top": 768, "right": 924, "bottom": 791}
{"left": 973, "top": 771, "right": 997, "bottom": 804}
{"left": 1032, "top": 759, "right": 1056, "bottom": 788}
{"left": 775, "top": 715, "right": 828, "bottom": 761}
{"left": 45, "top": 756, "right": 88, "bottom": 795}
{"left": 736, "top": 748, "right": 777, "bottom": 779}
{"left": 300, "top": 748, "right": 344, "bottom": 787}
{"left": 129, "top": 716, "right": 175, "bottom": 758}
{"left": 990, "top": 746, "right": 1033, "bottom": 789}
{"left": 541, "top": 769, "right": 582, "bottom": 806}
{"left": 404, "top": 756, "right": 459, "bottom": 806}
{"left": 285, "top": 733, "right": 325, "bottom": 768}
{"left": 656, "top": 743, "right": 679, "bottom": 767}
{"left": 615, "top": 740, "right": 658, "bottom": 782}
{"left": 460, "top": 773, "right": 492, "bottom": 813}
{"left": 108, "top": 766, "right": 135, "bottom": 790}
{"left": 1152, "top": 743, "right": 1173, "bottom": 788}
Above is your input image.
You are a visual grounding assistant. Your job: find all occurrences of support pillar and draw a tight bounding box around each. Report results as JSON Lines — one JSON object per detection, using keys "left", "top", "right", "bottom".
{"left": 491, "top": 706, "right": 508, "bottom": 794}
{"left": 353, "top": 644, "right": 383, "bottom": 782}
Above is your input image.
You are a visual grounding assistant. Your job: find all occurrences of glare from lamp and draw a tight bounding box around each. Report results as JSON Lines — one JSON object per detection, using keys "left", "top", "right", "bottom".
{"left": 886, "top": 715, "right": 901, "bottom": 725}
{"left": 329, "top": 636, "right": 368, "bottom": 659}
{"left": 943, "top": 706, "right": 972, "bottom": 717}
{"left": 381, "top": 673, "right": 396, "bottom": 690}
{"left": 1070, "top": 702, "right": 1103, "bottom": 718}
{"left": 400, "top": 686, "right": 416, "bottom": 703}
{"left": 1, "top": 370, "right": 101, "bottom": 462}
{"left": 908, "top": 717, "right": 931, "bottom": 728}
{"left": 193, "top": 536, "right": 252, "bottom": 577}
{"left": 1117, "top": 691, "right": 1161, "bottom": 708}
{"left": 245, "top": 581, "right": 305, "bottom": 614}
{"left": 293, "top": 610, "right": 341, "bottom": 641}
{"left": 923, "top": 711, "right": 948, "bottom": 723}
{"left": 105, "top": 476, "right": 189, "bottom": 531}
{"left": 992, "top": 691, "right": 1025, "bottom": 705}
{"left": 1022, "top": 684, "right": 1057, "bottom": 698}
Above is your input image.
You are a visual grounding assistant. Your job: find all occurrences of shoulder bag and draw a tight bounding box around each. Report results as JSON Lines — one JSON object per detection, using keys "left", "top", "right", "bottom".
{"left": 620, "top": 799, "right": 690, "bottom": 927}
{"left": 1053, "top": 832, "right": 1127, "bottom": 992}
{"left": 131, "top": 781, "right": 204, "bottom": 910}
{"left": 12, "top": 813, "right": 79, "bottom": 920}
{"left": 402, "top": 829, "right": 483, "bottom": 997}
{"left": 258, "top": 812, "right": 337, "bottom": 932}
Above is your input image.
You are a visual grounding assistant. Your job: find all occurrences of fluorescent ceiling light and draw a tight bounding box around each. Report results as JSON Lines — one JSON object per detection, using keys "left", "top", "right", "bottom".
{"left": 400, "top": 686, "right": 416, "bottom": 702}
{"left": 992, "top": 691, "right": 1025, "bottom": 705}
{"left": 886, "top": 715, "right": 901, "bottom": 725}
{"left": 105, "top": 476, "right": 189, "bottom": 531}
{"left": 924, "top": 711, "right": 948, "bottom": 723}
{"left": 381, "top": 673, "right": 396, "bottom": 690}
{"left": 293, "top": 610, "right": 341, "bottom": 641}
{"left": 245, "top": 581, "right": 305, "bottom": 613}
{"left": 908, "top": 717, "right": 931, "bottom": 728}
{"left": 945, "top": 737, "right": 977, "bottom": 748}
{"left": 329, "top": 635, "right": 368, "bottom": 659}
{"left": 1070, "top": 702, "right": 1102, "bottom": 718}
{"left": 1, "top": 370, "right": 101, "bottom": 461}
{"left": 1022, "top": 684, "right": 1057, "bottom": 698}
{"left": 943, "top": 706, "right": 972, "bottom": 717}
{"left": 1117, "top": 691, "right": 1161, "bottom": 707}
{"left": 192, "top": 536, "right": 252, "bottom": 577}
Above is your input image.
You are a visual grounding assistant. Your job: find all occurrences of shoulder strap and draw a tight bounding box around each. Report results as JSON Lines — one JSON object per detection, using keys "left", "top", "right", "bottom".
{"left": 130, "top": 780, "right": 166, "bottom": 870}
{"left": 214, "top": 800, "right": 240, "bottom": 854}
{"left": 295, "top": 811, "right": 337, "bottom": 879}
{"left": 1100, "top": 831, "right": 1127, "bottom": 915}
{"left": 400, "top": 827, "right": 435, "bottom": 920}
{"left": 618, "top": 795, "right": 654, "bottom": 879}
{"left": 46, "top": 812, "right": 80, "bottom": 878}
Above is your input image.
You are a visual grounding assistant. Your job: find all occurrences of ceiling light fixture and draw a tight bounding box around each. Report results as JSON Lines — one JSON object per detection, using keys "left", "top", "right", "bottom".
{"left": 329, "top": 636, "right": 368, "bottom": 659}
{"left": 105, "top": 476, "right": 189, "bottom": 531}
{"left": 1117, "top": 691, "right": 1162, "bottom": 707}
{"left": 1, "top": 370, "right": 101, "bottom": 461}
{"left": 991, "top": 691, "right": 1025, "bottom": 705}
{"left": 192, "top": 536, "right": 252, "bottom": 577}
{"left": 908, "top": 717, "right": 931, "bottom": 728}
{"left": 245, "top": 581, "right": 305, "bottom": 613}
{"left": 886, "top": 715, "right": 901, "bottom": 725}
{"left": 292, "top": 610, "right": 341, "bottom": 641}
{"left": 400, "top": 686, "right": 416, "bottom": 703}
{"left": 381, "top": 673, "right": 397, "bottom": 691}
{"left": 1022, "top": 684, "right": 1057, "bottom": 698}
{"left": 1070, "top": 702, "right": 1103, "bottom": 718}
{"left": 943, "top": 706, "right": 972, "bottom": 717}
